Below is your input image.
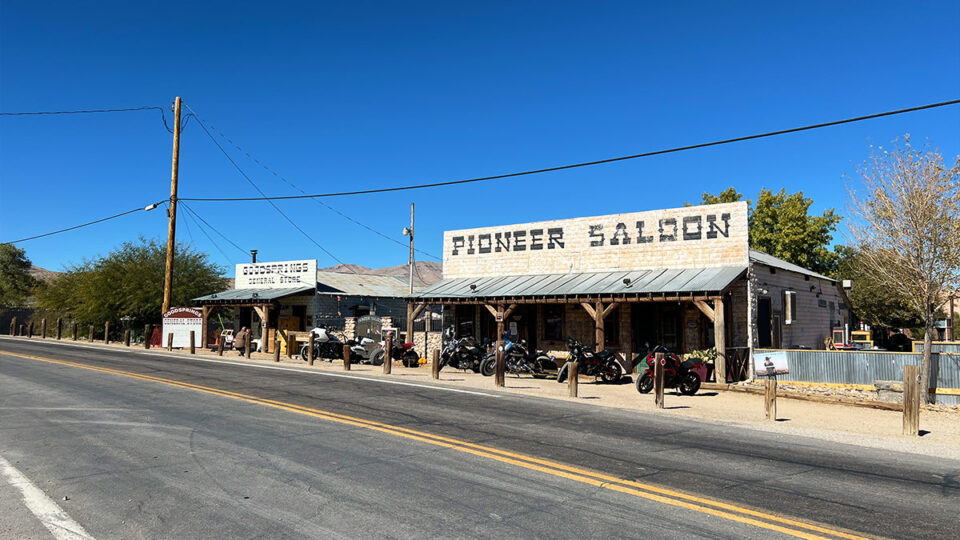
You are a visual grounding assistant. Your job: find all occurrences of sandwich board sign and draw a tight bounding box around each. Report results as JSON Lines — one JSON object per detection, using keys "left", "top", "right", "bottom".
{"left": 162, "top": 307, "right": 203, "bottom": 348}
{"left": 755, "top": 350, "right": 789, "bottom": 377}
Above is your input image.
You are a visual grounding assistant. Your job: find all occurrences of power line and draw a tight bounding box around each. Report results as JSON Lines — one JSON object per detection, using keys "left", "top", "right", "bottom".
{"left": 0, "top": 106, "right": 164, "bottom": 116}
{"left": 180, "top": 202, "right": 247, "bottom": 255}
{"left": 179, "top": 203, "right": 236, "bottom": 264}
{"left": 2, "top": 202, "right": 164, "bottom": 244}
{"left": 180, "top": 98, "right": 960, "bottom": 203}
{"left": 182, "top": 102, "right": 358, "bottom": 272}
{"left": 193, "top": 116, "right": 442, "bottom": 260}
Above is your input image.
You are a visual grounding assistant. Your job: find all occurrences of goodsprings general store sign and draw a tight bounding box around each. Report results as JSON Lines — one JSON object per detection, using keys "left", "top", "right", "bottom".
{"left": 442, "top": 202, "right": 748, "bottom": 278}
{"left": 234, "top": 259, "right": 318, "bottom": 289}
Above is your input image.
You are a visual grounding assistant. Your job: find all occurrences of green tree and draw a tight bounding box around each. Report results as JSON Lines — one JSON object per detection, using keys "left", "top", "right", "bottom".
{"left": 34, "top": 238, "right": 227, "bottom": 329}
{"left": 835, "top": 245, "right": 920, "bottom": 330}
{"left": 0, "top": 243, "right": 38, "bottom": 306}
{"left": 690, "top": 187, "right": 842, "bottom": 276}
{"left": 751, "top": 188, "right": 841, "bottom": 276}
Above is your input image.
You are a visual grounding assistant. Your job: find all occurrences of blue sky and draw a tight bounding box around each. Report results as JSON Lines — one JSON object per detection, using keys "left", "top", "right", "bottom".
{"left": 1, "top": 1, "right": 958, "bottom": 273}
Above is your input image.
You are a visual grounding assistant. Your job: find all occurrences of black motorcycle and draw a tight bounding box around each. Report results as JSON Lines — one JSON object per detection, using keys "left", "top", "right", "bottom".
{"left": 480, "top": 338, "right": 554, "bottom": 378}
{"left": 438, "top": 329, "right": 486, "bottom": 373}
{"left": 556, "top": 337, "right": 625, "bottom": 383}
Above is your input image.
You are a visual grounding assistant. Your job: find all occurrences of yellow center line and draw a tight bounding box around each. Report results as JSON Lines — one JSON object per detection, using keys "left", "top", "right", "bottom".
{"left": 1, "top": 350, "right": 875, "bottom": 540}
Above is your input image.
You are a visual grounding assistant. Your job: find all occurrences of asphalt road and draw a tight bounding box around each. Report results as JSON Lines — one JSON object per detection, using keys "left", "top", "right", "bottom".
{"left": 1, "top": 338, "right": 957, "bottom": 539}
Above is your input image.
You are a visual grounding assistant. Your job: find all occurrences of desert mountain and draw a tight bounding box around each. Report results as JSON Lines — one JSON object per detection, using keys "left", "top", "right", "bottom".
{"left": 319, "top": 260, "right": 443, "bottom": 286}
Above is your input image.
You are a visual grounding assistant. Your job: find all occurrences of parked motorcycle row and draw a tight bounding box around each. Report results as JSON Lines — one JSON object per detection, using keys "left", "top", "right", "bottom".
{"left": 436, "top": 326, "right": 704, "bottom": 395}
{"left": 298, "top": 327, "right": 421, "bottom": 368}
{"left": 297, "top": 324, "right": 704, "bottom": 395}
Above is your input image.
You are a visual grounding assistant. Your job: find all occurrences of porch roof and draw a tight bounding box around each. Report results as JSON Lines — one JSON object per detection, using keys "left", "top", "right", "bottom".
{"left": 413, "top": 266, "right": 745, "bottom": 302}
{"left": 193, "top": 285, "right": 314, "bottom": 305}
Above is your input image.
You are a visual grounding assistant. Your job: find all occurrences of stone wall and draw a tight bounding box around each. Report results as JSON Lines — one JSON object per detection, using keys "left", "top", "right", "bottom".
{"left": 442, "top": 202, "right": 749, "bottom": 278}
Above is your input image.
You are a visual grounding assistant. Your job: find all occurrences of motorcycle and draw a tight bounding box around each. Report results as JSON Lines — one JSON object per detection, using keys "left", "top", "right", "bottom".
{"left": 635, "top": 345, "right": 703, "bottom": 396}
{"left": 556, "top": 336, "right": 626, "bottom": 384}
{"left": 298, "top": 327, "right": 346, "bottom": 361}
{"left": 345, "top": 334, "right": 420, "bottom": 367}
{"left": 438, "top": 326, "right": 486, "bottom": 373}
{"left": 480, "top": 338, "right": 554, "bottom": 378}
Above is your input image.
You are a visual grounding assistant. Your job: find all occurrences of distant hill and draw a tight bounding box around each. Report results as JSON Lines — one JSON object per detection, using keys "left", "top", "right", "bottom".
{"left": 28, "top": 265, "right": 61, "bottom": 282}
{"left": 319, "top": 261, "right": 443, "bottom": 286}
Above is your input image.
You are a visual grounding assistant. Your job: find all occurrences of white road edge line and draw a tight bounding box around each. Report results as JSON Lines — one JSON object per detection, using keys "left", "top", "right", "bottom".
{"left": 0, "top": 453, "right": 95, "bottom": 540}
{"left": 0, "top": 339, "right": 497, "bottom": 398}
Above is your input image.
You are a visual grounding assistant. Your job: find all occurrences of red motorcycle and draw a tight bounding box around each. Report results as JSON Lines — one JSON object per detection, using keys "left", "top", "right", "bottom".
{"left": 636, "top": 346, "right": 703, "bottom": 396}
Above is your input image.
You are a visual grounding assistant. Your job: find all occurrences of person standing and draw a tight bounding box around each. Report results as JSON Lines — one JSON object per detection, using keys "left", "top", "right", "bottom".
{"left": 235, "top": 326, "right": 248, "bottom": 356}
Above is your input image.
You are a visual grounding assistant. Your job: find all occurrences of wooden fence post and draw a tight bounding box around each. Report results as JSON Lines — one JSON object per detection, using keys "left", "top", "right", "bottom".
{"left": 144, "top": 324, "right": 151, "bottom": 349}
{"left": 104, "top": 321, "right": 110, "bottom": 344}
{"left": 308, "top": 332, "right": 315, "bottom": 366}
{"left": 73, "top": 322, "right": 78, "bottom": 341}
{"left": 88, "top": 325, "right": 94, "bottom": 343}
{"left": 431, "top": 349, "right": 440, "bottom": 380}
{"left": 903, "top": 365, "right": 920, "bottom": 436}
{"left": 189, "top": 330, "right": 195, "bottom": 354}
{"left": 288, "top": 336, "right": 296, "bottom": 359}
{"left": 765, "top": 377, "right": 777, "bottom": 421}
{"left": 20, "top": 324, "right": 25, "bottom": 337}
{"left": 41, "top": 319, "right": 47, "bottom": 339}
{"left": 124, "top": 329, "right": 131, "bottom": 347}
{"left": 217, "top": 336, "right": 224, "bottom": 356}
{"left": 167, "top": 333, "right": 174, "bottom": 351}
{"left": 343, "top": 343, "right": 351, "bottom": 371}
{"left": 568, "top": 360, "right": 579, "bottom": 398}
{"left": 245, "top": 333, "right": 252, "bottom": 359}
{"left": 27, "top": 322, "right": 33, "bottom": 338}
{"left": 383, "top": 336, "right": 393, "bottom": 374}
{"left": 56, "top": 318, "right": 62, "bottom": 340}
{"left": 274, "top": 339, "right": 280, "bottom": 362}
{"left": 654, "top": 352, "right": 665, "bottom": 409}
{"left": 9, "top": 316, "right": 16, "bottom": 336}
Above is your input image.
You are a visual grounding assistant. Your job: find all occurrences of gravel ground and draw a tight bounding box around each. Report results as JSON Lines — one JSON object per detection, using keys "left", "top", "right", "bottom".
{"left": 6, "top": 336, "right": 960, "bottom": 461}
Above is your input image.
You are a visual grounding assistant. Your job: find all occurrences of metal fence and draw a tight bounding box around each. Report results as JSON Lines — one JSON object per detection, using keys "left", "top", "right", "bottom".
{"left": 914, "top": 342, "right": 960, "bottom": 354}
{"left": 755, "top": 349, "right": 960, "bottom": 405}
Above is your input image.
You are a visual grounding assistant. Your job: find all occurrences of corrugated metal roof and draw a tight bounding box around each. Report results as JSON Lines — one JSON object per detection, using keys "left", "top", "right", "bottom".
{"left": 315, "top": 271, "right": 411, "bottom": 297}
{"left": 749, "top": 250, "right": 834, "bottom": 282}
{"left": 194, "top": 285, "right": 314, "bottom": 302}
{"left": 415, "top": 266, "right": 745, "bottom": 300}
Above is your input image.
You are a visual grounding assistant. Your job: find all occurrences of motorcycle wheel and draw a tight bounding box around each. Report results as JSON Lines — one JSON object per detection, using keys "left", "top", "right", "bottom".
{"left": 370, "top": 350, "right": 385, "bottom": 366}
{"left": 600, "top": 361, "right": 623, "bottom": 383}
{"left": 299, "top": 346, "right": 309, "bottom": 362}
{"left": 479, "top": 356, "right": 496, "bottom": 377}
{"left": 636, "top": 373, "right": 654, "bottom": 393}
{"left": 556, "top": 363, "right": 568, "bottom": 383}
{"left": 403, "top": 350, "right": 419, "bottom": 368}
{"left": 679, "top": 372, "right": 701, "bottom": 396}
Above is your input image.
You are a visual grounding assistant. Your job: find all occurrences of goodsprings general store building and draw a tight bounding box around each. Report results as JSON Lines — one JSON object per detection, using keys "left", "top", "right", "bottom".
{"left": 410, "top": 201, "right": 850, "bottom": 382}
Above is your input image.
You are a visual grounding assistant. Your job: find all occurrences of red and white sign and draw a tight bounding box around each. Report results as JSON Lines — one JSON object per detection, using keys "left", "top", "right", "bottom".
{"left": 162, "top": 307, "right": 203, "bottom": 348}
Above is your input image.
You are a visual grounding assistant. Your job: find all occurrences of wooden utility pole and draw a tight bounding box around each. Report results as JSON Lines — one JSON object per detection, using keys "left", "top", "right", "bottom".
{"left": 404, "top": 203, "right": 415, "bottom": 344}
{"left": 161, "top": 96, "right": 182, "bottom": 315}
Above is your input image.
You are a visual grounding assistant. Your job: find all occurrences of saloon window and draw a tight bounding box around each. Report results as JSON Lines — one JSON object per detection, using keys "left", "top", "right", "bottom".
{"left": 543, "top": 305, "right": 564, "bottom": 341}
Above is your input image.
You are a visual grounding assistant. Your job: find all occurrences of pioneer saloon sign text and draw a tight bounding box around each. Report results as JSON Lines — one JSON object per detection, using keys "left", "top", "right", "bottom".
{"left": 442, "top": 202, "right": 749, "bottom": 279}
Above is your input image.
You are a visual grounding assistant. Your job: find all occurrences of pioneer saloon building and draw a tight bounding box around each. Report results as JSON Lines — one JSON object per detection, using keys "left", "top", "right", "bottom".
{"left": 193, "top": 259, "right": 410, "bottom": 349}
{"left": 410, "top": 202, "right": 849, "bottom": 381}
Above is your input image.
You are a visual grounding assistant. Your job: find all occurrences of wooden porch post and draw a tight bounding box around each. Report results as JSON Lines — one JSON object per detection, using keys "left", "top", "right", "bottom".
{"left": 714, "top": 296, "right": 726, "bottom": 383}
{"left": 495, "top": 303, "right": 505, "bottom": 387}
{"left": 406, "top": 302, "right": 415, "bottom": 344}
{"left": 262, "top": 304, "right": 271, "bottom": 354}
